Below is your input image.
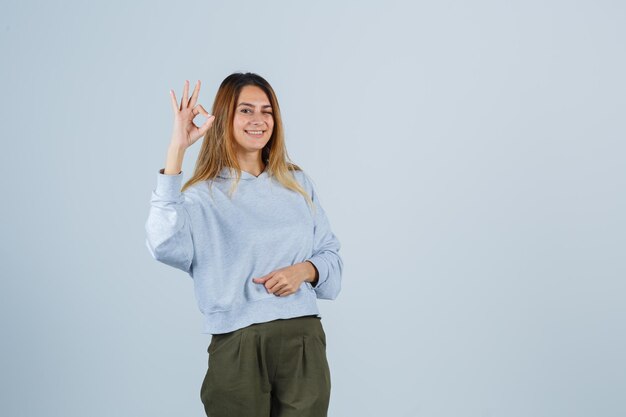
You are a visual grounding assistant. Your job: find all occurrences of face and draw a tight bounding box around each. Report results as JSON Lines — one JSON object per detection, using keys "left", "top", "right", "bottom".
{"left": 232, "top": 85, "right": 274, "bottom": 156}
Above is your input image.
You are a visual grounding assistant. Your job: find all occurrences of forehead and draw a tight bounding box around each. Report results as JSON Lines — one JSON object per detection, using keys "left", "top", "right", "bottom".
{"left": 237, "top": 85, "right": 271, "bottom": 105}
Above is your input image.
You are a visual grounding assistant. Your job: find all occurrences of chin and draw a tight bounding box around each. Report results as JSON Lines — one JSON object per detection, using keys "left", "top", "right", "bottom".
{"left": 237, "top": 143, "right": 268, "bottom": 152}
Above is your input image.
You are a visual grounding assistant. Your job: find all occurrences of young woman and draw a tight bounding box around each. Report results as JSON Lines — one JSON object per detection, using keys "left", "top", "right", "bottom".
{"left": 144, "top": 73, "right": 343, "bottom": 417}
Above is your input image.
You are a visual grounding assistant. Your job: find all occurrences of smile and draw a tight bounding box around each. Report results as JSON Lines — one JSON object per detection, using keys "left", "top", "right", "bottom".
{"left": 245, "top": 130, "right": 265, "bottom": 138}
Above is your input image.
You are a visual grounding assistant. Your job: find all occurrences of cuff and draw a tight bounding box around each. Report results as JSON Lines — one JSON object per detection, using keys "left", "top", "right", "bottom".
{"left": 306, "top": 256, "right": 328, "bottom": 288}
{"left": 305, "top": 260, "right": 319, "bottom": 287}
{"left": 156, "top": 168, "right": 184, "bottom": 200}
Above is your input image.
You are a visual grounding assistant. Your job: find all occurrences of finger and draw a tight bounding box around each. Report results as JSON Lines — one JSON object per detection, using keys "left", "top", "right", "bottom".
{"left": 195, "top": 104, "right": 210, "bottom": 117}
{"left": 181, "top": 80, "right": 189, "bottom": 110}
{"left": 253, "top": 273, "right": 268, "bottom": 282}
{"left": 253, "top": 277, "right": 270, "bottom": 286}
{"left": 265, "top": 277, "right": 282, "bottom": 291}
{"left": 277, "top": 285, "right": 293, "bottom": 296}
{"left": 169, "top": 90, "right": 179, "bottom": 114}
{"left": 257, "top": 270, "right": 276, "bottom": 281}
{"left": 197, "top": 115, "right": 215, "bottom": 136}
{"left": 269, "top": 279, "right": 289, "bottom": 294}
{"left": 188, "top": 80, "right": 201, "bottom": 108}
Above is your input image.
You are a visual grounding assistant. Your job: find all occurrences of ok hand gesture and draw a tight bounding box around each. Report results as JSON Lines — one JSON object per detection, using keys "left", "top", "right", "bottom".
{"left": 169, "top": 80, "right": 215, "bottom": 150}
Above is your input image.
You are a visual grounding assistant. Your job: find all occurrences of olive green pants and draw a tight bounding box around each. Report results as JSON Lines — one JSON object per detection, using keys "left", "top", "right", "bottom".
{"left": 200, "top": 315, "right": 331, "bottom": 417}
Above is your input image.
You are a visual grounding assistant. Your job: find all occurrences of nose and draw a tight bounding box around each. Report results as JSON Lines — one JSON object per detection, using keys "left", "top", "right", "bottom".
{"left": 251, "top": 112, "right": 264, "bottom": 125}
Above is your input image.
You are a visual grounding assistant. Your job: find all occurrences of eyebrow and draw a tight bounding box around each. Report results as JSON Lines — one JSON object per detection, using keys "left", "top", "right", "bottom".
{"left": 237, "top": 102, "right": 273, "bottom": 109}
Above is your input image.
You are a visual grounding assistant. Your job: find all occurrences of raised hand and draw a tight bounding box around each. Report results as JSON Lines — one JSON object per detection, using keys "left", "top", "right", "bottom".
{"left": 169, "top": 80, "right": 215, "bottom": 150}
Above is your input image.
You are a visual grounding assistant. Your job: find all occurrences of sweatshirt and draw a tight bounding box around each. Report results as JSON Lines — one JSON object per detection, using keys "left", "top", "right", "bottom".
{"left": 144, "top": 165, "right": 343, "bottom": 335}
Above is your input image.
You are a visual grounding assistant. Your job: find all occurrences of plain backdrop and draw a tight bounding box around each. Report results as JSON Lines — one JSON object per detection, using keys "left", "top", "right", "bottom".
{"left": 1, "top": 0, "right": 624, "bottom": 416}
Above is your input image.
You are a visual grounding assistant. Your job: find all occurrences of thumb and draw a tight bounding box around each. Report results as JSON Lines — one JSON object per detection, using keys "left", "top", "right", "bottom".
{"left": 253, "top": 273, "right": 272, "bottom": 283}
{"left": 198, "top": 114, "right": 215, "bottom": 136}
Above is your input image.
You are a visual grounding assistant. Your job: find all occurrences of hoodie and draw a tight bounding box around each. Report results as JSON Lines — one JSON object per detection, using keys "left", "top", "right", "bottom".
{"left": 144, "top": 165, "right": 343, "bottom": 334}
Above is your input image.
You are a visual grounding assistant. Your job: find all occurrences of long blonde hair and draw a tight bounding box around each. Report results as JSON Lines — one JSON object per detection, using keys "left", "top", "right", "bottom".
{"left": 181, "top": 72, "right": 313, "bottom": 210}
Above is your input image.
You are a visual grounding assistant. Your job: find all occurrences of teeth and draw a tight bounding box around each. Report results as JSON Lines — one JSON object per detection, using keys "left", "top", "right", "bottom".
{"left": 246, "top": 130, "right": 263, "bottom": 135}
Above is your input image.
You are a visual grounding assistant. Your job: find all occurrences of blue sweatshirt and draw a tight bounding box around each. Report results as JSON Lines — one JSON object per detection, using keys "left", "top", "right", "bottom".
{"left": 144, "top": 166, "right": 343, "bottom": 334}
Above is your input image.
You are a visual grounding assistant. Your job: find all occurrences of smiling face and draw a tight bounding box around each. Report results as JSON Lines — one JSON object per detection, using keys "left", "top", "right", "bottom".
{"left": 232, "top": 85, "right": 275, "bottom": 156}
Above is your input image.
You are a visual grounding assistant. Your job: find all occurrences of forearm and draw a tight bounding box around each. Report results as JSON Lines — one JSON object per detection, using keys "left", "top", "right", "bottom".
{"left": 164, "top": 144, "right": 186, "bottom": 175}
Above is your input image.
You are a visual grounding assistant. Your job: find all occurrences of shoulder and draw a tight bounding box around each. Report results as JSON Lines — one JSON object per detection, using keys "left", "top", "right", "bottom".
{"left": 288, "top": 166, "right": 315, "bottom": 190}
{"left": 180, "top": 180, "right": 211, "bottom": 204}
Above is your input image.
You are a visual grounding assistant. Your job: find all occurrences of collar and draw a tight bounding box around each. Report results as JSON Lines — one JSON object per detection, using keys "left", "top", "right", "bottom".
{"left": 217, "top": 166, "right": 269, "bottom": 180}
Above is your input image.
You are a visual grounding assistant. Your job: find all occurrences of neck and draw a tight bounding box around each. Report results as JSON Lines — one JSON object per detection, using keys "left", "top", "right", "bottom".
{"left": 236, "top": 152, "right": 265, "bottom": 176}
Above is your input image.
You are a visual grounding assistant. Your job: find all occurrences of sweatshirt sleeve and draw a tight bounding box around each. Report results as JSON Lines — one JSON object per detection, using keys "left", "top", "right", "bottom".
{"left": 144, "top": 168, "right": 194, "bottom": 274}
{"left": 303, "top": 175, "right": 343, "bottom": 300}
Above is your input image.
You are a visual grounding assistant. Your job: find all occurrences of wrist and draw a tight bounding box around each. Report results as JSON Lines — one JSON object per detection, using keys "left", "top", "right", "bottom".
{"left": 303, "top": 260, "right": 319, "bottom": 286}
{"left": 168, "top": 142, "right": 187, "bottom": 153}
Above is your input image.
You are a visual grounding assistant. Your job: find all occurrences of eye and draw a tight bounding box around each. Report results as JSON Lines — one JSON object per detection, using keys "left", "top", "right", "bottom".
{"left": 240, "top": 108, "right": 252, "bottom": 114}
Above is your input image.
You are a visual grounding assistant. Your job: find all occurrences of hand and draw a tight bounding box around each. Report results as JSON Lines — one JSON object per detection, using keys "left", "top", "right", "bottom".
{"left": 169, "top": 80, "right": 215, "bottom": 150}
{"left": 252, "top": 263, "right": 310, "bottom": 297}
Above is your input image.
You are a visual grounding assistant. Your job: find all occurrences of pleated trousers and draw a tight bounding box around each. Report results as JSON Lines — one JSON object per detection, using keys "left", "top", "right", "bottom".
{"left": 200, "top": 315, "right": 331, "bottom": 417}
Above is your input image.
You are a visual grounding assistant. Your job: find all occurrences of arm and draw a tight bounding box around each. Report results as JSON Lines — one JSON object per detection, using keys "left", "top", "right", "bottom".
{"left": 303, "top": 175, "right": 343, "bottom": 300}
{"left": 144, "top": 167, "right": 194, "bottom": 274}
{"left": 144, "top": 79, "right": 213, "bottom": 274}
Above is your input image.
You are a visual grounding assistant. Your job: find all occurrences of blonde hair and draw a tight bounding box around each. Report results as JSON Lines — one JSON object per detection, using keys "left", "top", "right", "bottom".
{"left": 181, "top": 72, "right": 314, "bottom": 211}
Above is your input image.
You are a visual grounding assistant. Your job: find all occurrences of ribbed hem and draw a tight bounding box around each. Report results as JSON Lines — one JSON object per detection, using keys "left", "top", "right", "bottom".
{"left": 201, "top": 291, "right": 321, "bottom": 335}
